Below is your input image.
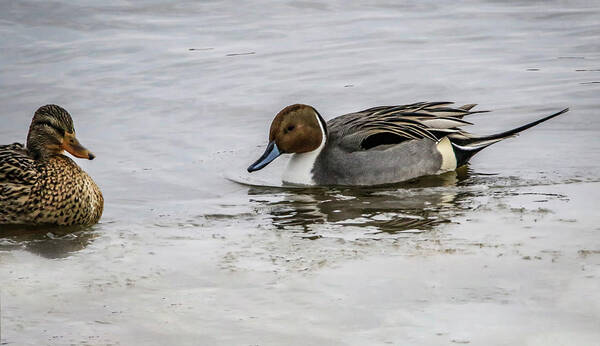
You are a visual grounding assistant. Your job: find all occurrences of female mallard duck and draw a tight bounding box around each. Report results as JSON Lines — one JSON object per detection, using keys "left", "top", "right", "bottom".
{"left": 0, "top": 105, "right": 103, "bottom": 225}
{"left": 248, "top": 102, "right": 569, "bottom": 186}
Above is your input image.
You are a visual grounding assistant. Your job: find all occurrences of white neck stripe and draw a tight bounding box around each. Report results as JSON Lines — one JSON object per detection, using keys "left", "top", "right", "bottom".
{"left": 282, "top": 112, "right": 326, "bottom": 185}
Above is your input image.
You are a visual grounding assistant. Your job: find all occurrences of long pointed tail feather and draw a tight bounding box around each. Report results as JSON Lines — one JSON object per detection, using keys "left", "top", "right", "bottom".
{"left": 451, "top": 107, "right": 569, "bottom": 167}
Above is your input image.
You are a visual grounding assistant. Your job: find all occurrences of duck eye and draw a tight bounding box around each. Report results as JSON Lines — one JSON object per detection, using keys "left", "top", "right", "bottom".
{"left": 287, "top": 125, "right": 295, "bottom": 131}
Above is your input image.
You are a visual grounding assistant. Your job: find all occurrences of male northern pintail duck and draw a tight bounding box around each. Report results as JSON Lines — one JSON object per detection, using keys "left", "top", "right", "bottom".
{"left": 248, "top": 102, "right": 569, "bottom": 186}
{"left": 0, "top": 105, "right": 103, "bottom": 225}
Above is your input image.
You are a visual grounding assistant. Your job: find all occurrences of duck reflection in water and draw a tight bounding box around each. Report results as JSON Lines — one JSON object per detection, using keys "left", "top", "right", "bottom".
{"left": 0, "top": 224, "right": 98, "bottom": 259}
{"left": 248, "top": 166, "right": 477, "bottom": 236}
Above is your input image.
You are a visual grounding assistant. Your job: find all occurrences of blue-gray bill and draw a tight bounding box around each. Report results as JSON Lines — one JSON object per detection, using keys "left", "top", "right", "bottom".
{"left": 247, "top": 141, "right": 282, "bottom": 172}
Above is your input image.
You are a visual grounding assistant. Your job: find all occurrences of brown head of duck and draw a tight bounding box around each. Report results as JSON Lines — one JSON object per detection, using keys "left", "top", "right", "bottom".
{"left": 248, "top": 104, "right": 326, "bottom": 172}
{"left": 26, "top": 104, "right": 95, "bottom": 161}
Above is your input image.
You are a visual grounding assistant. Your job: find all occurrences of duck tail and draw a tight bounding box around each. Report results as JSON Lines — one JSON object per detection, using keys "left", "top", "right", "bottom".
{"left": 450, "top": 107, "right": 569, "bottom": 167}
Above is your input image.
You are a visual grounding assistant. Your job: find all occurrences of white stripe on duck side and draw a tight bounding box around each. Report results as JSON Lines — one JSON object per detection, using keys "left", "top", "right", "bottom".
{"left": 282, "top": 113, "right": 327, "bottom": 185}
{"left": 436, "top": 136, "right": 458, "bottom": 174}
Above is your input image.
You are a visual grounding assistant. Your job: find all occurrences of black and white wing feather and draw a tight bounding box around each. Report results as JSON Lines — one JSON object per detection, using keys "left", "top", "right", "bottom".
{"left": 327, "top": 101, "right": 487, "bottom": 151}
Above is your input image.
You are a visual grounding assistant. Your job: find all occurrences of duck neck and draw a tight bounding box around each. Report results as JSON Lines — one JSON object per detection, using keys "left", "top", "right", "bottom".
{"left": 282, "top": 113, "right": 327, "bottom": 185}
{"left": 27, "top": 129, "right": 63, "bottom": 161}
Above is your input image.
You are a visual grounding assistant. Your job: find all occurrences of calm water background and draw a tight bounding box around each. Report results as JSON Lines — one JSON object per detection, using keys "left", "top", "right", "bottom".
{"left": 1, "top": 0, "right": 600, "bottom": 345}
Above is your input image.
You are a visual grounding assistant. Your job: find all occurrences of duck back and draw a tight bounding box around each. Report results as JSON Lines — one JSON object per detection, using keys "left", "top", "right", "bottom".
{"left": 0, "top": 144, "right": 103, "bottom": 226}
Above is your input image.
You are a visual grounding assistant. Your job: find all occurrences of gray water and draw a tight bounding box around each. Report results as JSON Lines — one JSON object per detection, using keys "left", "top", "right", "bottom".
{"left": 1, "top": 1, "right": 600, "bottom": 345}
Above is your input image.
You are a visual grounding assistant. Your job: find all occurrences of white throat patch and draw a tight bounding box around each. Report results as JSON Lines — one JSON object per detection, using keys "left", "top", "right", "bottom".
{"left": 282, "top": 113, "right": 326, "bottom": 186}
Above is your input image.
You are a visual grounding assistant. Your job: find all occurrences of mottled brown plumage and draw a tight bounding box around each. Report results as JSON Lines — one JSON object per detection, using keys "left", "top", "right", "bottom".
{"left": 0, "top": 105, "right": 103, "bottom": 226}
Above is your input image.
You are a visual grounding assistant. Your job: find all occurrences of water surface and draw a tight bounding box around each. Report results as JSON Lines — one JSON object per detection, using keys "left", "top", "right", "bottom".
{"left": 1, "top": 1, "right": 600, "bottom": 345}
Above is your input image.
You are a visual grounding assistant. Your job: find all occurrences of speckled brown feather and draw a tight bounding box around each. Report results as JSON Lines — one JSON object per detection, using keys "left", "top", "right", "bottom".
{"left": 0, "top": 143, "right": 103, "bottom": 226}
{"left": 0, "top": 106, "right": 103, "bottom": 226}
